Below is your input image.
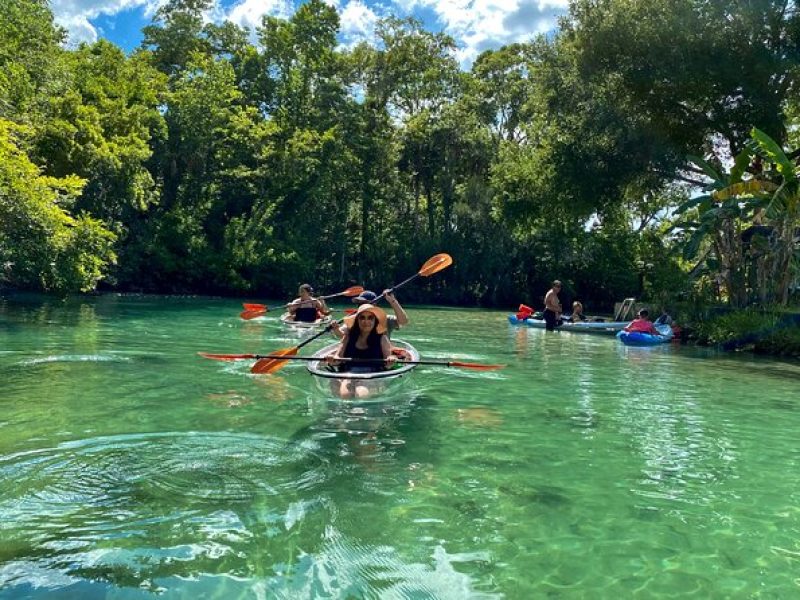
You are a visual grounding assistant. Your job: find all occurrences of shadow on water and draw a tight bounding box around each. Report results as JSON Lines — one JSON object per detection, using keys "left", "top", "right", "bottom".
{"left": 286, "top": 387, "right": 441, "bottom": 466}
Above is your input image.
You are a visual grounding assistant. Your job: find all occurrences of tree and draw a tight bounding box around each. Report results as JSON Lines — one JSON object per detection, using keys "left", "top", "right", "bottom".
{"left": 673, "top": 127, "right": 800, "bottom": 307}
{"left": 0, "top": 119, "right": 116, "bottom": 292}
{"left": 565, "top": 0, "right": 800, "bottom": 162}
{"left": 140, "top": 0, "right": 214, "bottom": 78}
{"left": 34, "top": 41, "right": 167, "bottom": 225}
{"left": 739, "top": 129, "right": 799, "bottom": 305}
{"left": 0, "top": 0, "right": 67, "bottom": 123}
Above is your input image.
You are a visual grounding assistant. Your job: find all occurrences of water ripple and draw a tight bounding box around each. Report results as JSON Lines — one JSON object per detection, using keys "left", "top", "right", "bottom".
{"left": 0, "top": 432, "right": 328, "bottom": 521}
{"left": 18, "top": 354, "right": 132, "bottom": 366}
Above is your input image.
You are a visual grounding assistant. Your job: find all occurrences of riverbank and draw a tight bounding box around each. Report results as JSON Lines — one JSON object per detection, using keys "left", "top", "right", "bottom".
{"left": 681, "top": 308, "right": 800, "bottom": 358}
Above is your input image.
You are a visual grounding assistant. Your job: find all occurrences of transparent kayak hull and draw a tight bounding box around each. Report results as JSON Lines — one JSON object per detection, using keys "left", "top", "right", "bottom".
{"left": 306, "top": 340, "right": 420, "bottom": 399}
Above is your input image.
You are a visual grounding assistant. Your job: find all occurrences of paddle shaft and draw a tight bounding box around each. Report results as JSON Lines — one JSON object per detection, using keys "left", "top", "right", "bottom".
{"left": 249, "top": 355, "right": 502, "bottom": 369}
{"left": 245, "top": 287, "right": 364, "bottom": 313}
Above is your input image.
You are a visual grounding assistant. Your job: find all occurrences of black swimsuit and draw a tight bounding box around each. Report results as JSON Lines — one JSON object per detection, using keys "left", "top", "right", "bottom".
{"left": 342, "top": 332, "right": 385, "bottom": 372}
{"left": 293, "top": 304, "right": 318, "bottom": 322}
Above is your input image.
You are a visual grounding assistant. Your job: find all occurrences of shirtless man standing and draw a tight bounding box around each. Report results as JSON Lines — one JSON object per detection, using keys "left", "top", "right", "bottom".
{"left": 543, "top": 280, "right": 562, "bottom": 332}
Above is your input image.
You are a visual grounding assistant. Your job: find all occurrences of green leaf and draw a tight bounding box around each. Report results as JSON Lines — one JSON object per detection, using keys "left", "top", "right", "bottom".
{"left": 712, "top": 179, "right": 778, "bottom": 201}
{"left": 688, "top": 154, "right": 724, "bottom": 185}
{"left": 729, "top": 148, "right": 752, "bottom": 184}
{"left": 674, "top": 195, "right": 709, "bottom": 215}
{"left": 750, "top": 128, "right": 796, "bottom": 183}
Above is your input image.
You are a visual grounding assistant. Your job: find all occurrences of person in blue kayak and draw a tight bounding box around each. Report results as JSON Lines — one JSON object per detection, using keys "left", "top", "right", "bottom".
{"left": 623, "top": 309, "right": 663, "bottom": 335}
{"left": 326, "top": 303, "right": 397, "bottom": 398}
{"left": 287, "top": 284, "right": 329, "bottom": 323}
{"left": 543, "top": 280, "right": 563, "bottom": 331}
{"left": 332, "top": 288, "right": 409, "bottom": 338}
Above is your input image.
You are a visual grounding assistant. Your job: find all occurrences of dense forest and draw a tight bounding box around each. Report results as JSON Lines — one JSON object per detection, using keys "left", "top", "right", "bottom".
{"left": 1, "top": 0, "right": 799, "bottom": 314}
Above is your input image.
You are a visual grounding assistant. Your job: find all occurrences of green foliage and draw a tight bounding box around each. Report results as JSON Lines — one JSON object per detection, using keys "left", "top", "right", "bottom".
{"left": 141, "top": 0, "right": 214, "bottom": 77}
{"left": 35, "top": 41, "right": 167, "bottom": 223}
{"left": 0, "top": 0, "right": 66, "bottom": 121}
{"left": 566, "top": 0, "right": 800, "bottom": 155}
{"left": 693, "top": 308, "right": 800, "bottom": 356}
{"left": 694, "top": 309, "right": 779, "bottom": 345}
{"left": 678, "top": 128, "right": 799, "bottom": 307}
{"left": 0, "top": 119, "right": 116, "bottom": 292}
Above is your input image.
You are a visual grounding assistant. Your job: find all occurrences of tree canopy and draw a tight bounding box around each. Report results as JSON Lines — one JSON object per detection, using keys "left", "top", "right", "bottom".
{"left": 1, "top": 0, "right": 798, "bottom": 310}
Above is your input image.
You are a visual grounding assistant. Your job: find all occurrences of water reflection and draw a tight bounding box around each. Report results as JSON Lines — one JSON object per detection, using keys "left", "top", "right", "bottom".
{"left": 615, "top": 378, "right": 738, "bottom": 509}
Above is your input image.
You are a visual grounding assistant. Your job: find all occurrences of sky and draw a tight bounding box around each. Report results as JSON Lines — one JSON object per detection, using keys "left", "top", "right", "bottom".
{"left": 49, "top": 0, "right": 569, "bottom": 67}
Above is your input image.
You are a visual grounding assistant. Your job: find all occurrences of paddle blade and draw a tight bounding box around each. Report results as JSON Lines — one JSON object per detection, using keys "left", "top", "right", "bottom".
{"left": 448, "top": 361, "right": 505, "bottom": 371}
{"left": 419, "top": 253, "right": 453, "bottom": 277}
{"left": 251, "top": 347, "right": 298, "bottom": 375}
{"left": 240, "top": 309, "right": 267, "bottom": 320}
{"left": 320, "top": 286, "right": 365, "bottom": 300}
{"left": 341, "top": 286, "right": 364, "bottom": 297}
{"left": 199, "top": 352, "right": 258, "bottom": 361}
{"left": 243, "top": 303, "right": 267, "bottom": 311}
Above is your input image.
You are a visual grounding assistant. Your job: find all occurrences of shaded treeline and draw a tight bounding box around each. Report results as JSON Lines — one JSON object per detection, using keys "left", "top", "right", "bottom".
{"left": 1, "top": 0, "right": 798, "bottom": 312}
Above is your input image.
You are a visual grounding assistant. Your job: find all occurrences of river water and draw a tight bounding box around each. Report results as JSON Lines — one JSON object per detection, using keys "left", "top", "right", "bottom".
{"left": 1, "top": 293, "right": 799, "bottom": 598}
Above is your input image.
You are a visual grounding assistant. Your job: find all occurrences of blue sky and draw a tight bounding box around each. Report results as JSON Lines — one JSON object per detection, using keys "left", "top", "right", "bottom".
{"left": 50, "top": 0, "right": 568, "bottom": 66}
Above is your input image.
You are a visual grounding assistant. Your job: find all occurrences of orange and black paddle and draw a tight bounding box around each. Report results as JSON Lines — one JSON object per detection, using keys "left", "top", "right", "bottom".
{"left": 199, "top": 352, "right": 503, "bottom": 371}
{"left": 246, "top": 253, "right": 453, "bottom": 375}
{"left": 239, "top": 285, "right": 364, "bottom": 320}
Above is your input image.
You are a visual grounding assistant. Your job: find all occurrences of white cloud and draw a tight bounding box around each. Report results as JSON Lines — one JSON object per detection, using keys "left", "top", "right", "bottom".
{"left": 390, "top": 0, "right": 568, "bottom": 65}
{"left": 338, "top": 0, "right": 380, "bottom": 47}
{"left": 226, "top": 0, "right": 294, "bottom": 32}
{"left": 49, "top": 0, "right": 569, "bottom": 66}
{"left": 50, "top": 0, "right": 158, "bottom": 43}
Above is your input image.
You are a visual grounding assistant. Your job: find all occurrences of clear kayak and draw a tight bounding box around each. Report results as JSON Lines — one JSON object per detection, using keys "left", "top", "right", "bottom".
{"left": 507, "top": 315, "right": 628, "bottom": 333}
{"left": 616, "top": 323, "right": 674, "bottom": 346}
{"left": 306, "top": 340, "right": 419, "bottom": 398}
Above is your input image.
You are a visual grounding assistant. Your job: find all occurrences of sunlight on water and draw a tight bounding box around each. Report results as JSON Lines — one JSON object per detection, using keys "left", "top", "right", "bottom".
{"left": 1, "top": 294, "right": 800, "bottom": 598}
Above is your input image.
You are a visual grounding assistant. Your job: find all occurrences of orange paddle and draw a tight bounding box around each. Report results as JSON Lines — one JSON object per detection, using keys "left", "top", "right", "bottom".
{"left": 249, "top": 253, "right": 453, "bottom": 374}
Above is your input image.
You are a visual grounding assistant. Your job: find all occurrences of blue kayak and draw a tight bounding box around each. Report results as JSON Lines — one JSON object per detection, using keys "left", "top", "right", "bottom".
{"left": 617, "top": 324, "right": 674, "bottom": 346}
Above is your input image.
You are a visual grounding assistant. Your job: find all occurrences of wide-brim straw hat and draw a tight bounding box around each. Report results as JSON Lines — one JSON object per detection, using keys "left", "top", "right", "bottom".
{"left": 343, "top": 303, "right": 388, "bottom": 335}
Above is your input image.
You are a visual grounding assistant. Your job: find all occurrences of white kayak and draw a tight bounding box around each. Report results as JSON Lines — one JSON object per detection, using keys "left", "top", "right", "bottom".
{"left": 279, "top": 312, "right": 332, "bottom": 330}
{"left": 306, "top": 340, "right": 419, "bottom": 398}
{"left": 507, "top": 314, "right": 628, "bottom": 333}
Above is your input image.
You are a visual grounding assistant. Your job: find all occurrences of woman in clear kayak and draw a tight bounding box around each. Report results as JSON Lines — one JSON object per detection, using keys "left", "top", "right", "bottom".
{"left": 325, "top": 304, "right": 396, "bottom": 398}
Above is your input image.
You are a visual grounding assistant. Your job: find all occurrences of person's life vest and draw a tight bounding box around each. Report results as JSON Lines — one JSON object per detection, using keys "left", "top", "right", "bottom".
{"left": 626, "top": 319, "right": 657, "bottom": 334}
{"left": 293, "top": 303, "right": 318, "bottom": 322}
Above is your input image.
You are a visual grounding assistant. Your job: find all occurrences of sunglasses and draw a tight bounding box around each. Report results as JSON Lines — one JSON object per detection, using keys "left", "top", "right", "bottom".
{"left": 357, "top": 314, "right": 376, "bottom": 321}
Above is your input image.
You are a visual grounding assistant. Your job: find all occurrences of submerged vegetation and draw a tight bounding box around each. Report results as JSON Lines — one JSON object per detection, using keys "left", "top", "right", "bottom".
{"left": 1, "top": 0, "right": 799, "bottom": 352}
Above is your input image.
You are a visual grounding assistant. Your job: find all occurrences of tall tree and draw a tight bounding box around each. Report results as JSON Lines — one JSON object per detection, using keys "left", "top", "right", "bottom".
{"left": 565, "top": 0, "right": 800, "bottom": 161}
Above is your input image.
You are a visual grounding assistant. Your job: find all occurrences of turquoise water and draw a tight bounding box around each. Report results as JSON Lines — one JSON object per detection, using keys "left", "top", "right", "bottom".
{"left": 1, "top": 293, "right": 799, "bottom": 599}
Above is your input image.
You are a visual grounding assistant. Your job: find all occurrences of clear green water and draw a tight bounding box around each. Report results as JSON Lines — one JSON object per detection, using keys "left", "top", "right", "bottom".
{"left": 1, "top": 294, "right": 800, "bottom": 599}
